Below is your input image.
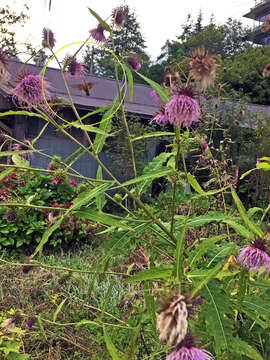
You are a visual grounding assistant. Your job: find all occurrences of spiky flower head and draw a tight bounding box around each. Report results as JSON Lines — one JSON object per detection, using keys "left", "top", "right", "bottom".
{"left": 42, "top": 28, "right": 56, "bottom": 49}
{"left": 150, "top": 89, "right": 160, "bottom": 103}
{"left": 21, "top": 257, "right": 35, "bottom": 274}
{"left": 52, "top": 177, "right": 61, "bottom": 186}
{"left": 63, "top": 55, "right": 87, "bottom": 79}
{"left": 165, "top": 85, "right": 200, "bottom": 127}
{"left": 157, "top": 295, "right": 188, "bottom": 346}
{"left": 261, "top": 16, "right": 270, "bottom": 33}
{"left": 89, "top": 23, "right": 107, "bottom": 43}
{"left": 112, "top": 6, "right": 127, "bottom": 29}
{"left": 0, "top": 48, "right": 10, "bottom": 85}
{"left": 47, "top": 155, "right": 62, "bottom": 171}
{"left": 4, "top": 208, "right": 18, "bottom": 223}
{"left": 189, "top": 47, "right": 220, "bottom": 89}
{"left": 25, "top": 316, "right": 37, "bottom": 329}
{"left": 150, "top": 106, "right": 170, "bottom": 126}
{"left": 237, "top": 237, "right": 270, "bottom": 274}
{"left": 12, "top": 73, "right": 51, "bottom": 108}
{"left": 126, "top": 55, "right": 141, "bottom": 71}
{"left": 263, "top": 64, "right": 270, "bottom": 78}
{"left": 167, "top": 333, "right": 215, "bottom": 360}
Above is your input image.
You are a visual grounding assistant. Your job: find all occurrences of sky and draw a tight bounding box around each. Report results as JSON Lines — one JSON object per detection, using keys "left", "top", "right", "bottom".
{"left": 5, "top": 0, "right": 257, "bottom": 62}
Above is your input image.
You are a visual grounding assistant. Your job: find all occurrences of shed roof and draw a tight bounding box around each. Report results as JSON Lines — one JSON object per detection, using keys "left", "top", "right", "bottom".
{"left": 3, "top": 61, "right": 159, "bottom": 117}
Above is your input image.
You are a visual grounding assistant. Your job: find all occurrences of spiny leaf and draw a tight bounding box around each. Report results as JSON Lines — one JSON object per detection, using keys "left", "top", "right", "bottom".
{"left": 187, "top": 234, "right": 228, "bottom": 267}
{"left": 88, "top": 8, "right": 112, "bottom": 32}
{"left": 174, "top": 224, "right": 186, "bottom": 281}
{"left": 113, "top": 168, "right": 173, "bottom": 189}
{"left": 187, "top": 173, "right": 204, "bottom": 194}
{"left": 53, "top": 298, "right": 66, "bottom": 322}
{"left": 12, "top": 154, "right": 30, "bottom": 167}
{"left": 137, "top": 152, "right": 173, "bottom": 195}
{"left": 144, "top": 281, "right": 156, "bottom": 327}
{"left": 102, "top": 223, "right": 151, "bottom": 263}
{"left": 123, "top": 265, "right": 173, "bottom": 283}
{"left": 201, "top": 282, "right": 233, "bottom": 355}
{"left": 236, "top": 269, "right": 249, "bottom": 312}
{"left": 123, "top": 64, "right": 133, "bottom": 102}
{"left": 0, "top": 168, "right": 13, "bottom": 180}
{"left": 231, "top": 188, "right": 264, "bottom": 237}
{"left": 96, "top": 166, "right": 106, "bottom": 211}
{"left": 190, "top": 262, "right": 223, "bottom": 297}
{"left": 230, "top": 337, "right": 263, "bottom": 360}
{"left": 131, "top": 132, "right": 174, "bottom": 142}
{"left": 103, "top": 326, "right": 125, "bottom": 360}
{"left": 135, "top": 72, "right": 170, "bottom": 103}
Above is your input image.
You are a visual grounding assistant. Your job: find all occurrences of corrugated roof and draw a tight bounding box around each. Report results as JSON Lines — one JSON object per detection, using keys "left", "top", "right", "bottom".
{"left": 5, "top": 61, "right": 159, "bottom": 117}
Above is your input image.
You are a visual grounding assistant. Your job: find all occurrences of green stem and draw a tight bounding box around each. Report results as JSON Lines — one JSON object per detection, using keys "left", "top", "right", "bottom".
{"left": 112, "top": 37, "right": 138, "bottom": 188}
{"left": 0, "top": 163, "right": 111, "bottom": 183}
{"left": 0, "top": 258, "right": 129, "bottom": 277}
{"left": 0, "top": 203, "right": 66, "bottom": 211}
{"left": 259, "top": 203, "right": 270, "bottom": 225}
{"left": 170, "top": 126, "right": 181, "bottom": 234}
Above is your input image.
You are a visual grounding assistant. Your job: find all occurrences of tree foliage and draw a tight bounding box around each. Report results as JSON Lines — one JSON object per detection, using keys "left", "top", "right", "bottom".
{"left": 219, "top": 46, "right": 270, "bottom": 105}
{"left": 0, "top": 3, "right": 35, "bottom": 59}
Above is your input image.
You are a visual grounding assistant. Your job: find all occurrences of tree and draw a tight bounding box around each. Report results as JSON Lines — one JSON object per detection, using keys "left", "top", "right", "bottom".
{"left": 0, "top": 3, "right": 35, "bottom": 59}
{"left": 158, "top": 12, "right": 252, "bottom": 66}
{"left": 219, "top": 45, "right": 270, "bottom": 105}
{"left": 83, "top": 5, "right": 147, "bottom": 78}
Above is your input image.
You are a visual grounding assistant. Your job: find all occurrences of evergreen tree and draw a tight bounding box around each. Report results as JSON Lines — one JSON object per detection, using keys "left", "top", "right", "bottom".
{"left": 83, "top": 5, "right": 147, "bottom": 78}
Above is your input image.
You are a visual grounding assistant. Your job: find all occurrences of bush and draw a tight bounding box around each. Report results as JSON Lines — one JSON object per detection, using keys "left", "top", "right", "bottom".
{"left": 0, "top": 167, "right": 92, "bottom": 249}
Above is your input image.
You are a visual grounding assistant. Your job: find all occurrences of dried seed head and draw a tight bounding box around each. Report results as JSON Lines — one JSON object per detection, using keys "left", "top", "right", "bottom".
{"left": 0, "top": 49, "right": 10, "bottom": 85}
{"left": 263, "top": 64, "right": 270, "bottom": 78}
{"left": 261, "top": 16, "right": 270, "bottom": 33}
{"left": 112, "top": 6, "right": 127, "bottom": 28}
{"left": 189, "top": 47, "right": 220, "bottom": 89}
{"left": 156, "top": 295, "right": 188, "bottom": 346}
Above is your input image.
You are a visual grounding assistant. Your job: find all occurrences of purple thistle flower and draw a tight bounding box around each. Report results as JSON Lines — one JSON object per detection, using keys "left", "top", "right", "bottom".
{"left": 42, "top": 28, "right": 56, "bottom": 49}
{"left": 64, "top": 55, "right": 87, "bottom": 79}
{"left": 89, "top": 23, "right": 107, "bottom": 43}
{"left": 4, "top": 208, "right": 17, "bottom": 223}
{"left": 165, "top": 86, "right": 200, "bottom": 127}
{"left": 21, "top": 258, "right": 34, "bottom": 274}
{"left": 202, "top": 142, "right": 209, "bottom": 152}
{"left": 126, "top": 55, "right": 141, "bottom": 71}
{"left": 167, "top": 347, "right": 214, "bottom": 360}
{"left": 237, "top": 238, "right": 270, "bottom": 274}
{"left": 25, "top": 316, "right": 37, "bottom": 329}
{"left": 167, "top": 333, "right": 215, "bottom": 360}
{"left": 13, "top": 74, "right": 51, "bottom": 108}
{"left": 150, "top": 89, "right": 160, "bottom": 103}
{"left": 150, "top": 106, "right": 170, "bottom": 126}
{"left": 84, "top": 225, "right": 91, "bottom": 235}
{"left": 52, "top": 177, "right": 61, "bottom": 186}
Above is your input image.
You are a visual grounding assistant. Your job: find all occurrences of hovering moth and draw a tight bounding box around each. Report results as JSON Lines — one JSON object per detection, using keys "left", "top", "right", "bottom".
{"left": 72, "top": 80, "right": 95, "bottom": 96}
